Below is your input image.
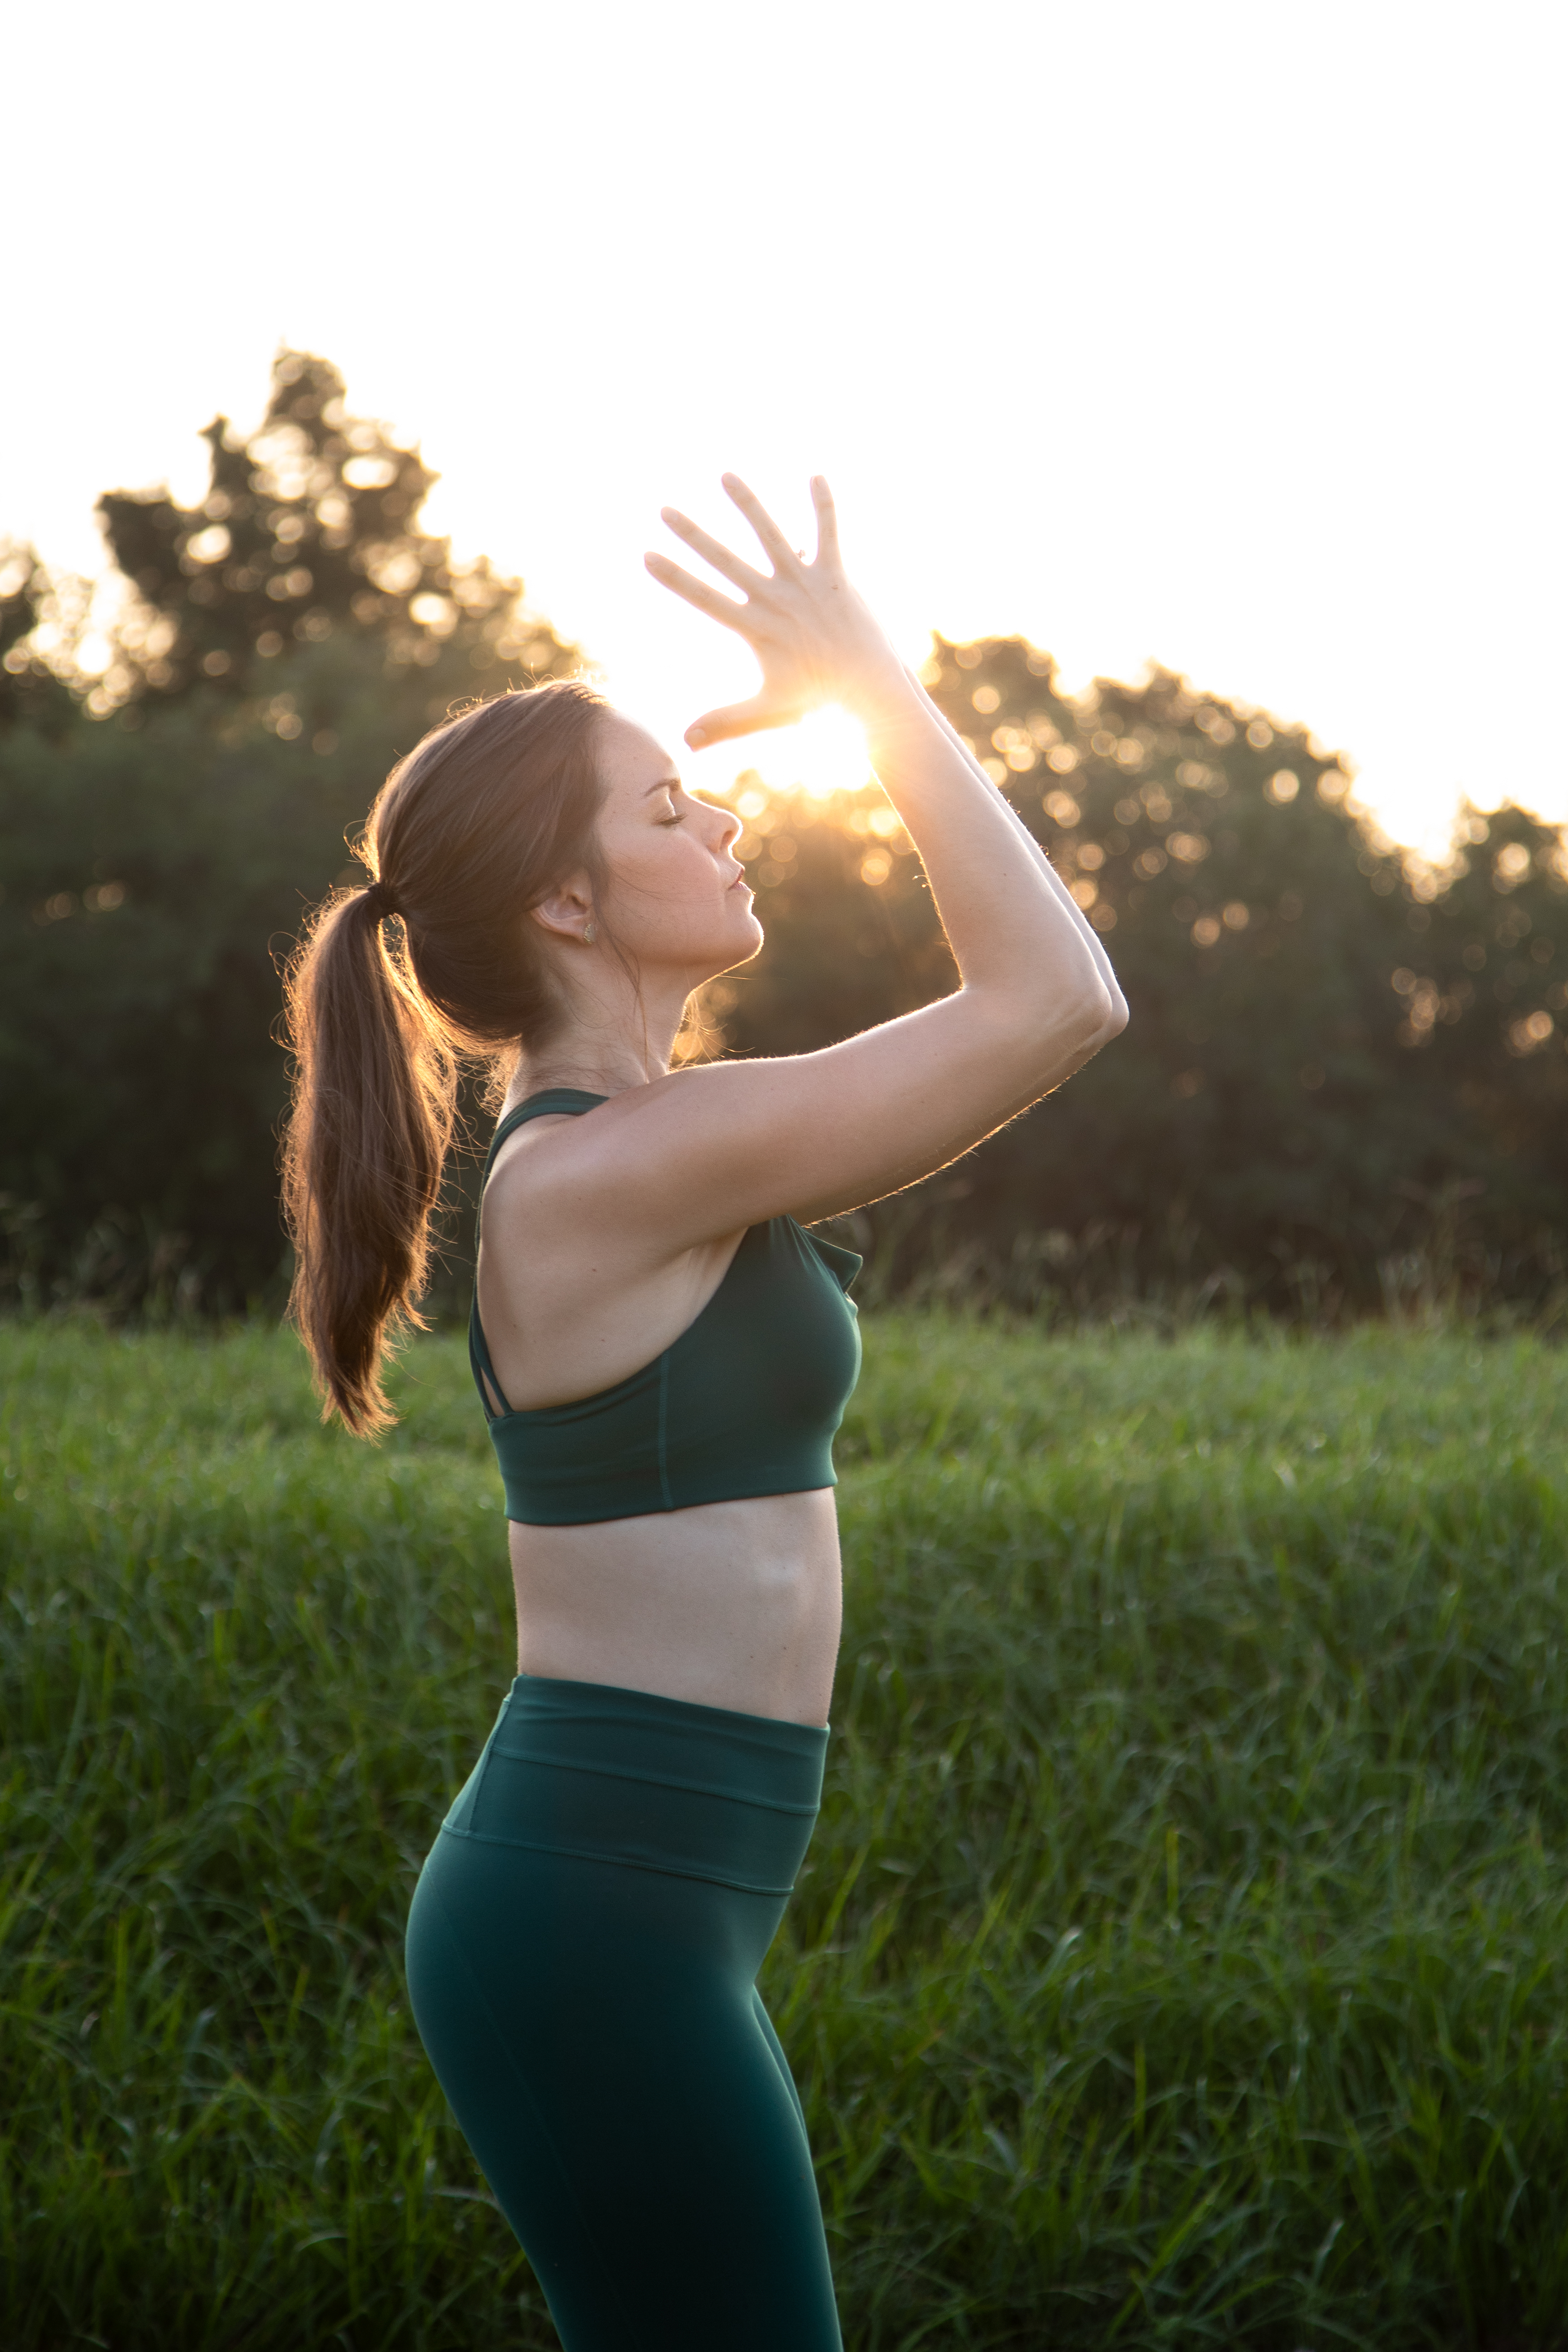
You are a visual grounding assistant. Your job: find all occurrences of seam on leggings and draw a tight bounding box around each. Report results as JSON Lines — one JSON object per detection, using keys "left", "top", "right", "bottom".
{"left": 484, "top": 1748, "right": 821, "bottom": 1815}
{"left": 420, "top": 1876, "right": 650, "bottom": 2352}
{"left": 437, "top": 1820, "right": 800, "bottom": 1896}
{"left": 444, "top": 1716, "right": 506, "bottom": 1837}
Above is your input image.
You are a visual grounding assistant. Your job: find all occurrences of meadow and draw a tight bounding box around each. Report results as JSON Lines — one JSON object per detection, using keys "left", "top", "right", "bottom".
{"left": 4, "top": 1313, "right": 1568, "bottom": 2350}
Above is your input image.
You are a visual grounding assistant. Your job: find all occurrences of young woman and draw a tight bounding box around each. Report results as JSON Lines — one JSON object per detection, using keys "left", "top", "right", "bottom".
{"left": 282, "top": 477, "right": 1126, "bottom": 2351}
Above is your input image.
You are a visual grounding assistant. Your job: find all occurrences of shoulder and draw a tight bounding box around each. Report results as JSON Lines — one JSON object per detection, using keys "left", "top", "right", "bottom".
{"left": 482, "top": 1066, "right": 827, "bottom": 1288}
{"left": 481, "top": 1090, "right": 699, "bottom": 1278}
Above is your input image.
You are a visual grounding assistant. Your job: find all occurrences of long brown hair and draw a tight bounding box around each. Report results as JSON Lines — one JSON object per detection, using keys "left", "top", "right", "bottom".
{"left": 281, "top": 679, "right": 609, "bottom": 1434}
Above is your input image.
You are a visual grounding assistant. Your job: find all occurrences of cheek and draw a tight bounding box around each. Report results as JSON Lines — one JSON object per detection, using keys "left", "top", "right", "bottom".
{"left": 603, "top": 838, "right": 729, "bottom": 929}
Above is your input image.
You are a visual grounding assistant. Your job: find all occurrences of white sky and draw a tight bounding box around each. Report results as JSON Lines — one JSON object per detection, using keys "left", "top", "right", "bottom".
{"left": 6, "top": 0, "right": 1564, "bottom": 852}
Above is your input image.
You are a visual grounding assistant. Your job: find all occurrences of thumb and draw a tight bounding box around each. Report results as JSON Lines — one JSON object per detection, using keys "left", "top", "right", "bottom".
{"left": 684, "top": 696, "right": 798, "bottom": 750}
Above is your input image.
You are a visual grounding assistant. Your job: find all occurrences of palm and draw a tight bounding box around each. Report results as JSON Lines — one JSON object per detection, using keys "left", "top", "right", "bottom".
{"left": 644, "top": 475, "right": 901, "bottom": 749}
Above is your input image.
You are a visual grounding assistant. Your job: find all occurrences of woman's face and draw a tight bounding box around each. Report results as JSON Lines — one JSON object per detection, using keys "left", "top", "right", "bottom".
{"left": 587, "top": 712, "right": 762, "bottom": 982}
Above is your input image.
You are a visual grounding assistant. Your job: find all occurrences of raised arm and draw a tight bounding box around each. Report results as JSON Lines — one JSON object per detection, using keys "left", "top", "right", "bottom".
{"left": 532, "top": 479, "right": 1127, "bottom": 1247}
{"left": 898, "top": 662, "right": 1128, "bottom": 1022}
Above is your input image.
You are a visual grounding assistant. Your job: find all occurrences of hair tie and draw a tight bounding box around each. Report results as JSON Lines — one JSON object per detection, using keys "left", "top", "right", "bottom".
{"left": 362, "top": 879, "right": 398, "bottom": 923}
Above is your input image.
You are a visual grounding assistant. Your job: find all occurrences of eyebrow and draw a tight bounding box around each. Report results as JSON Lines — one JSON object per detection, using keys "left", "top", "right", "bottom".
{"left": 642, "top": 775, "right": 682, "bottom": 798}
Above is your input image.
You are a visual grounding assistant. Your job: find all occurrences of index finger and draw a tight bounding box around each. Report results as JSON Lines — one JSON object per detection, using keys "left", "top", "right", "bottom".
{"left": 643, "top": 550, "right": 749, "bottom": 632}
{"left": 659, "top": 507, "right": 769, "bottom": 597}
{"left": 721, "top": 474, "right": 801, "bottom": 573}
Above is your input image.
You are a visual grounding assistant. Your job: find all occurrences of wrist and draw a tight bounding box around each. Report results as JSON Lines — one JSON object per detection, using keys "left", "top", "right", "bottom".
{"left": 845, "top": 665, "right": 932, "bottom": 749}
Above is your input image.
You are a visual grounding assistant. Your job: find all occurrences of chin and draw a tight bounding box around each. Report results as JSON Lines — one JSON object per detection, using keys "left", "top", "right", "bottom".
{"left": 699, "top": 910, "right": 763, "bottom": 983}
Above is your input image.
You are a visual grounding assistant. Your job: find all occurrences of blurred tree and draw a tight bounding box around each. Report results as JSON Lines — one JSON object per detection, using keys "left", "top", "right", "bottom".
{"left": 0, "top": 352, "right": 583, "bottom": 1308}
{"left": 1381, "top": 802, "right": 1568, "bottom": 1283}
{"left": 710, "top": 641, "right": 1568, "bottom": 1314}
{"left": 6, "top": 350, "right": 1567, "bottom": 1318}
{"left": 96, "top": 348, "right": 575, "bottom": 717}
{"left": 708, "top": 771, "right": 953, "bottom": 1056}
{"left": 0, "top": 546, "right": 78, "bottom": 739}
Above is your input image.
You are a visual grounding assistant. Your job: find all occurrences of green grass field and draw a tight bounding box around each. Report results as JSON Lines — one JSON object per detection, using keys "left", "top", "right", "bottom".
{"left": 4, "top": 1314, "right": 1568, "bottom": 2350}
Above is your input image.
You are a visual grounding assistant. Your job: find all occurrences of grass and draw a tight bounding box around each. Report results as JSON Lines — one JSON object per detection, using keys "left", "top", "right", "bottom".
{"left": 4, "top": 1312, "right": 1568, "bottom": 2349}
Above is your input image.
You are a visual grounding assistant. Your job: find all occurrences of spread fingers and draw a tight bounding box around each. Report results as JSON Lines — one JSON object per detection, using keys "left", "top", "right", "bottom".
{"left": 721, "top": 474, "right": 801, "bottom": 572}
{"left": 643, "top": 550, "right": 751, "bottom": 629}
{"left": 659, "top": 507, "right": 769, "bottom": 595}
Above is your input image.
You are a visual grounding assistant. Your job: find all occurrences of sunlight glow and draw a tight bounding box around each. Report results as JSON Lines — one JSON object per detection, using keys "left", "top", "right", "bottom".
{"left": 744, "top": 708, "right": 873, "bottom": 801}
{"left": 3, "top": 4, "right": 1563, "bottom": 853}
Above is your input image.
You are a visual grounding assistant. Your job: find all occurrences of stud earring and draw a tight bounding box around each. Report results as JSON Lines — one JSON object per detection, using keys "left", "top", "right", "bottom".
{"left": 582, "top": 921, "right": 597, "bottom": 944}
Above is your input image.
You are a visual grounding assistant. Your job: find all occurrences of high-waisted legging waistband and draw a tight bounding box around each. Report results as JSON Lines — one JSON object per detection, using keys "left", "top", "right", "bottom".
{"left": 407, "top": 1673, "right": 842, "bottom": 2349}
{"left": 439, "top": 1672, "right": 829, "bottom": 1896}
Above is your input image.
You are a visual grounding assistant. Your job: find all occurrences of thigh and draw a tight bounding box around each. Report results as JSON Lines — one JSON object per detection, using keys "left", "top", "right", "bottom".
{"left": 407, "top": 1830, "right": 841, "bottom": 2352}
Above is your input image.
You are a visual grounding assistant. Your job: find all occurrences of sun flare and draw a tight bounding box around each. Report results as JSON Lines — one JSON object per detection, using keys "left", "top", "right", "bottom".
{"left": 741, "top": 707, "right": 872, "bottom": 801}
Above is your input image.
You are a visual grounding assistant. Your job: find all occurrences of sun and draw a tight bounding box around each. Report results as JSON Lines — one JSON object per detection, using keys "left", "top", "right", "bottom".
{"left": 743, "top": 707, "right": 872, "bottom": 800}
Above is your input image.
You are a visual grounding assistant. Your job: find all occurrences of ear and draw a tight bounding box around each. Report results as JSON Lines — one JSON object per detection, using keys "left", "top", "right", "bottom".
{"left": 530, "top": 873, "right": 596, "bottom": 942}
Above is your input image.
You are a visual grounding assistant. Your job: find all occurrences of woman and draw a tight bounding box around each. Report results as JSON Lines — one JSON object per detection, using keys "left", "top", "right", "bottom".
{"left": 282, "top": 477, "right": 1126, "bottom": 2350}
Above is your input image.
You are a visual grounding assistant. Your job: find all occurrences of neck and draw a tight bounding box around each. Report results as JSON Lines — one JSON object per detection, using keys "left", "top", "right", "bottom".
{"left": 510, "top": 978, "right": 691, "bottom": 1115}
{"left": 511, "top": 1056, "right": 660, "bottom": 1104}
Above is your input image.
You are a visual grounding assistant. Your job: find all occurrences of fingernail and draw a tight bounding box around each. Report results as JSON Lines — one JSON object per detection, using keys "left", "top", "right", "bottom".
{"left": 686, "top": 727, "right": 708, "bottom": 748}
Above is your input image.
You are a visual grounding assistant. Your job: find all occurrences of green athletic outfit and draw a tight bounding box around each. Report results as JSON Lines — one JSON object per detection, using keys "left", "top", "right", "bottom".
{"left": 404, "top": 1092, "right": 861, "bottom": 2350}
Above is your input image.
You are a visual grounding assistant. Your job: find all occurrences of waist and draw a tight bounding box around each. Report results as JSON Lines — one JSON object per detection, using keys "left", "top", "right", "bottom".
{"left": 441, "top": 1672, "right": 829, "bottom": 1895}
{"left": 508, "top": 1490, "right": 843, "bottom": 1728}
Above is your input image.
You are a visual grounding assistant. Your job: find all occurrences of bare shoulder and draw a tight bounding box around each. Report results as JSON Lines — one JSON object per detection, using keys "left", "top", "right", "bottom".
{"left": 477, "top": 1108, "right": 749, "bottom": 1406}
{"left": 485, "top": 975, "right": 1119, "bottom": 1268}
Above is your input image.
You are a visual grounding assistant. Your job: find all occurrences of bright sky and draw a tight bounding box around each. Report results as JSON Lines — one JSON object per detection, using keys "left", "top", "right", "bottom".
{"left": 7, "top": 0, "right": 1563, "bottom": 852}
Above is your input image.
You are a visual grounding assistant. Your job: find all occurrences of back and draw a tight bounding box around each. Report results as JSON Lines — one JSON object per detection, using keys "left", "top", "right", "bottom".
{"left": 471, "top": 1095, "right": 862, "bottom": 1526}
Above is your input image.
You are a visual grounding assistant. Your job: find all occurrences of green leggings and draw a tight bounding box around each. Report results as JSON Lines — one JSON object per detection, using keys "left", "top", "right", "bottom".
{"left": 404, "top": 1674, "right": 841, "bottom": 2350}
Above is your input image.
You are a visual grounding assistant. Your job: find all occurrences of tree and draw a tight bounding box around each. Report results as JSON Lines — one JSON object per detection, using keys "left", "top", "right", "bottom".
{"left": 0, "top": 354, "right": 583, "bottom": 1308}
{"left": 7, "top": 350, "right": 1567, "bottom": 1318}
{"left": 97, "top": 349, "right": 574, "bottom": 717}
{"left": 0, "top": 547, "right": 77, "bottom": 740}
{"left": 707, "top": 641, "right": 1568, "bottom": 1314}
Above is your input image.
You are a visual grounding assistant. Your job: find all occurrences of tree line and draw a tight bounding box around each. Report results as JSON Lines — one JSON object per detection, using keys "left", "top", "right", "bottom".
{"left": 3, "top": 352, "right": 1565, "bottom": 1321}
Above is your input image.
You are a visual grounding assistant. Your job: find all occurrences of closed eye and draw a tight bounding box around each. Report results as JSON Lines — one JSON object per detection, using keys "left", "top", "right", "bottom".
{"left": 645, "top": 771, "right": 685, "bottom": 826}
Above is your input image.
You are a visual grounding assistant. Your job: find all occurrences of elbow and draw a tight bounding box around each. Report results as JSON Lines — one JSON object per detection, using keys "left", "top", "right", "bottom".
{"left": 1096, "top": 980, "right": 1130, "bottom": 1043}
{"left": 1064, "top": 972, "right": 1127, "bottom": 1054}
{"left": 977, "top": 966, "right": 1128, "bottom": 1074}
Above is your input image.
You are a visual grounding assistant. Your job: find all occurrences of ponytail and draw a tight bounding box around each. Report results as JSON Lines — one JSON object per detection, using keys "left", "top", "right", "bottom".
{"left": 280, "top": 680, "right": 608, "bottom": 1433}
{"left": 282, "top": 886, "right": 455, "bottom": 1433}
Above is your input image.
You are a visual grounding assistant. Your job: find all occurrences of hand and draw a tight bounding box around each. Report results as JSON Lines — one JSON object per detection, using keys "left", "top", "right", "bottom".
{"left": 645, "top": 475, "right": 910, "bottom": 749}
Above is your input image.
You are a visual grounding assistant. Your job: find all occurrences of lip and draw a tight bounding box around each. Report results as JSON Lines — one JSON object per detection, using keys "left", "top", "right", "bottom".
{"left": 727, "top": 871, "right": 752, "bottom": 892}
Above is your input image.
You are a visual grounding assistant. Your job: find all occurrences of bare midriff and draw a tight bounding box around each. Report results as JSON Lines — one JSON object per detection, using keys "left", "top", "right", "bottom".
{"left": 507, "top": 1486, "right": 843, "bottom": 1729}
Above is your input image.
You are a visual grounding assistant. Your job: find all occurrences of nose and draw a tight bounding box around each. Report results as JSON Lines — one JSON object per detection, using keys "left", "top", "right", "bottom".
{"left": 711, "top": 801, "right": 742, "bottom": 857}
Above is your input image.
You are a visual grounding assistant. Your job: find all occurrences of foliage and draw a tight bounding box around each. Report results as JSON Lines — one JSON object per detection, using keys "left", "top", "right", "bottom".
{"left": 711, "top": 646, "right": 1568, "bottom": 1314}
{"left": 6, "top": 1316, "right": 1568, "bottom": 2347}
{"left": 5, "top": 352, "right": 1568, "bottom": 1315}
{"left": 0, "top": 356, "right": 581, "bottom": 1308}
{"left": 0, "top": 545, "right": 78, "bottom": 739}
{"left": 95, "top": 350, "right": 547, "bottom": 713}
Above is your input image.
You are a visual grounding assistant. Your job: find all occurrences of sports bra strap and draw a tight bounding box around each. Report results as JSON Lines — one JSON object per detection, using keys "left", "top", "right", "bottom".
{"left": 482, "top": 1089, "right": 609, "bottom": 1182}
{"left": 471, "top": 1092, "right": 608, "bottom": 1421}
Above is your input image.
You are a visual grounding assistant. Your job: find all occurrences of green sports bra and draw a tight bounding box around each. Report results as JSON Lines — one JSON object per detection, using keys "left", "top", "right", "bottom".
{"left": 469, "top": 1092, "right": 863, "bottom": 1525}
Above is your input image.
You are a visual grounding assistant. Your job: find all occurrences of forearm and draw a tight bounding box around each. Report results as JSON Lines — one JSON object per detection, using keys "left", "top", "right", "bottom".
{"left": 899, "top": 666, "right": 1127, "bottom": 1015}
{"left": 851, "top": 668, "right": 1116, "bottom": 1032}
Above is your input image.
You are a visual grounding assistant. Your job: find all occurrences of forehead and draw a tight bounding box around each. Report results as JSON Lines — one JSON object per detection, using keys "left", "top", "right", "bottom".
{"left": 596, "top": 712, "right": 679, "bottom": 803}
